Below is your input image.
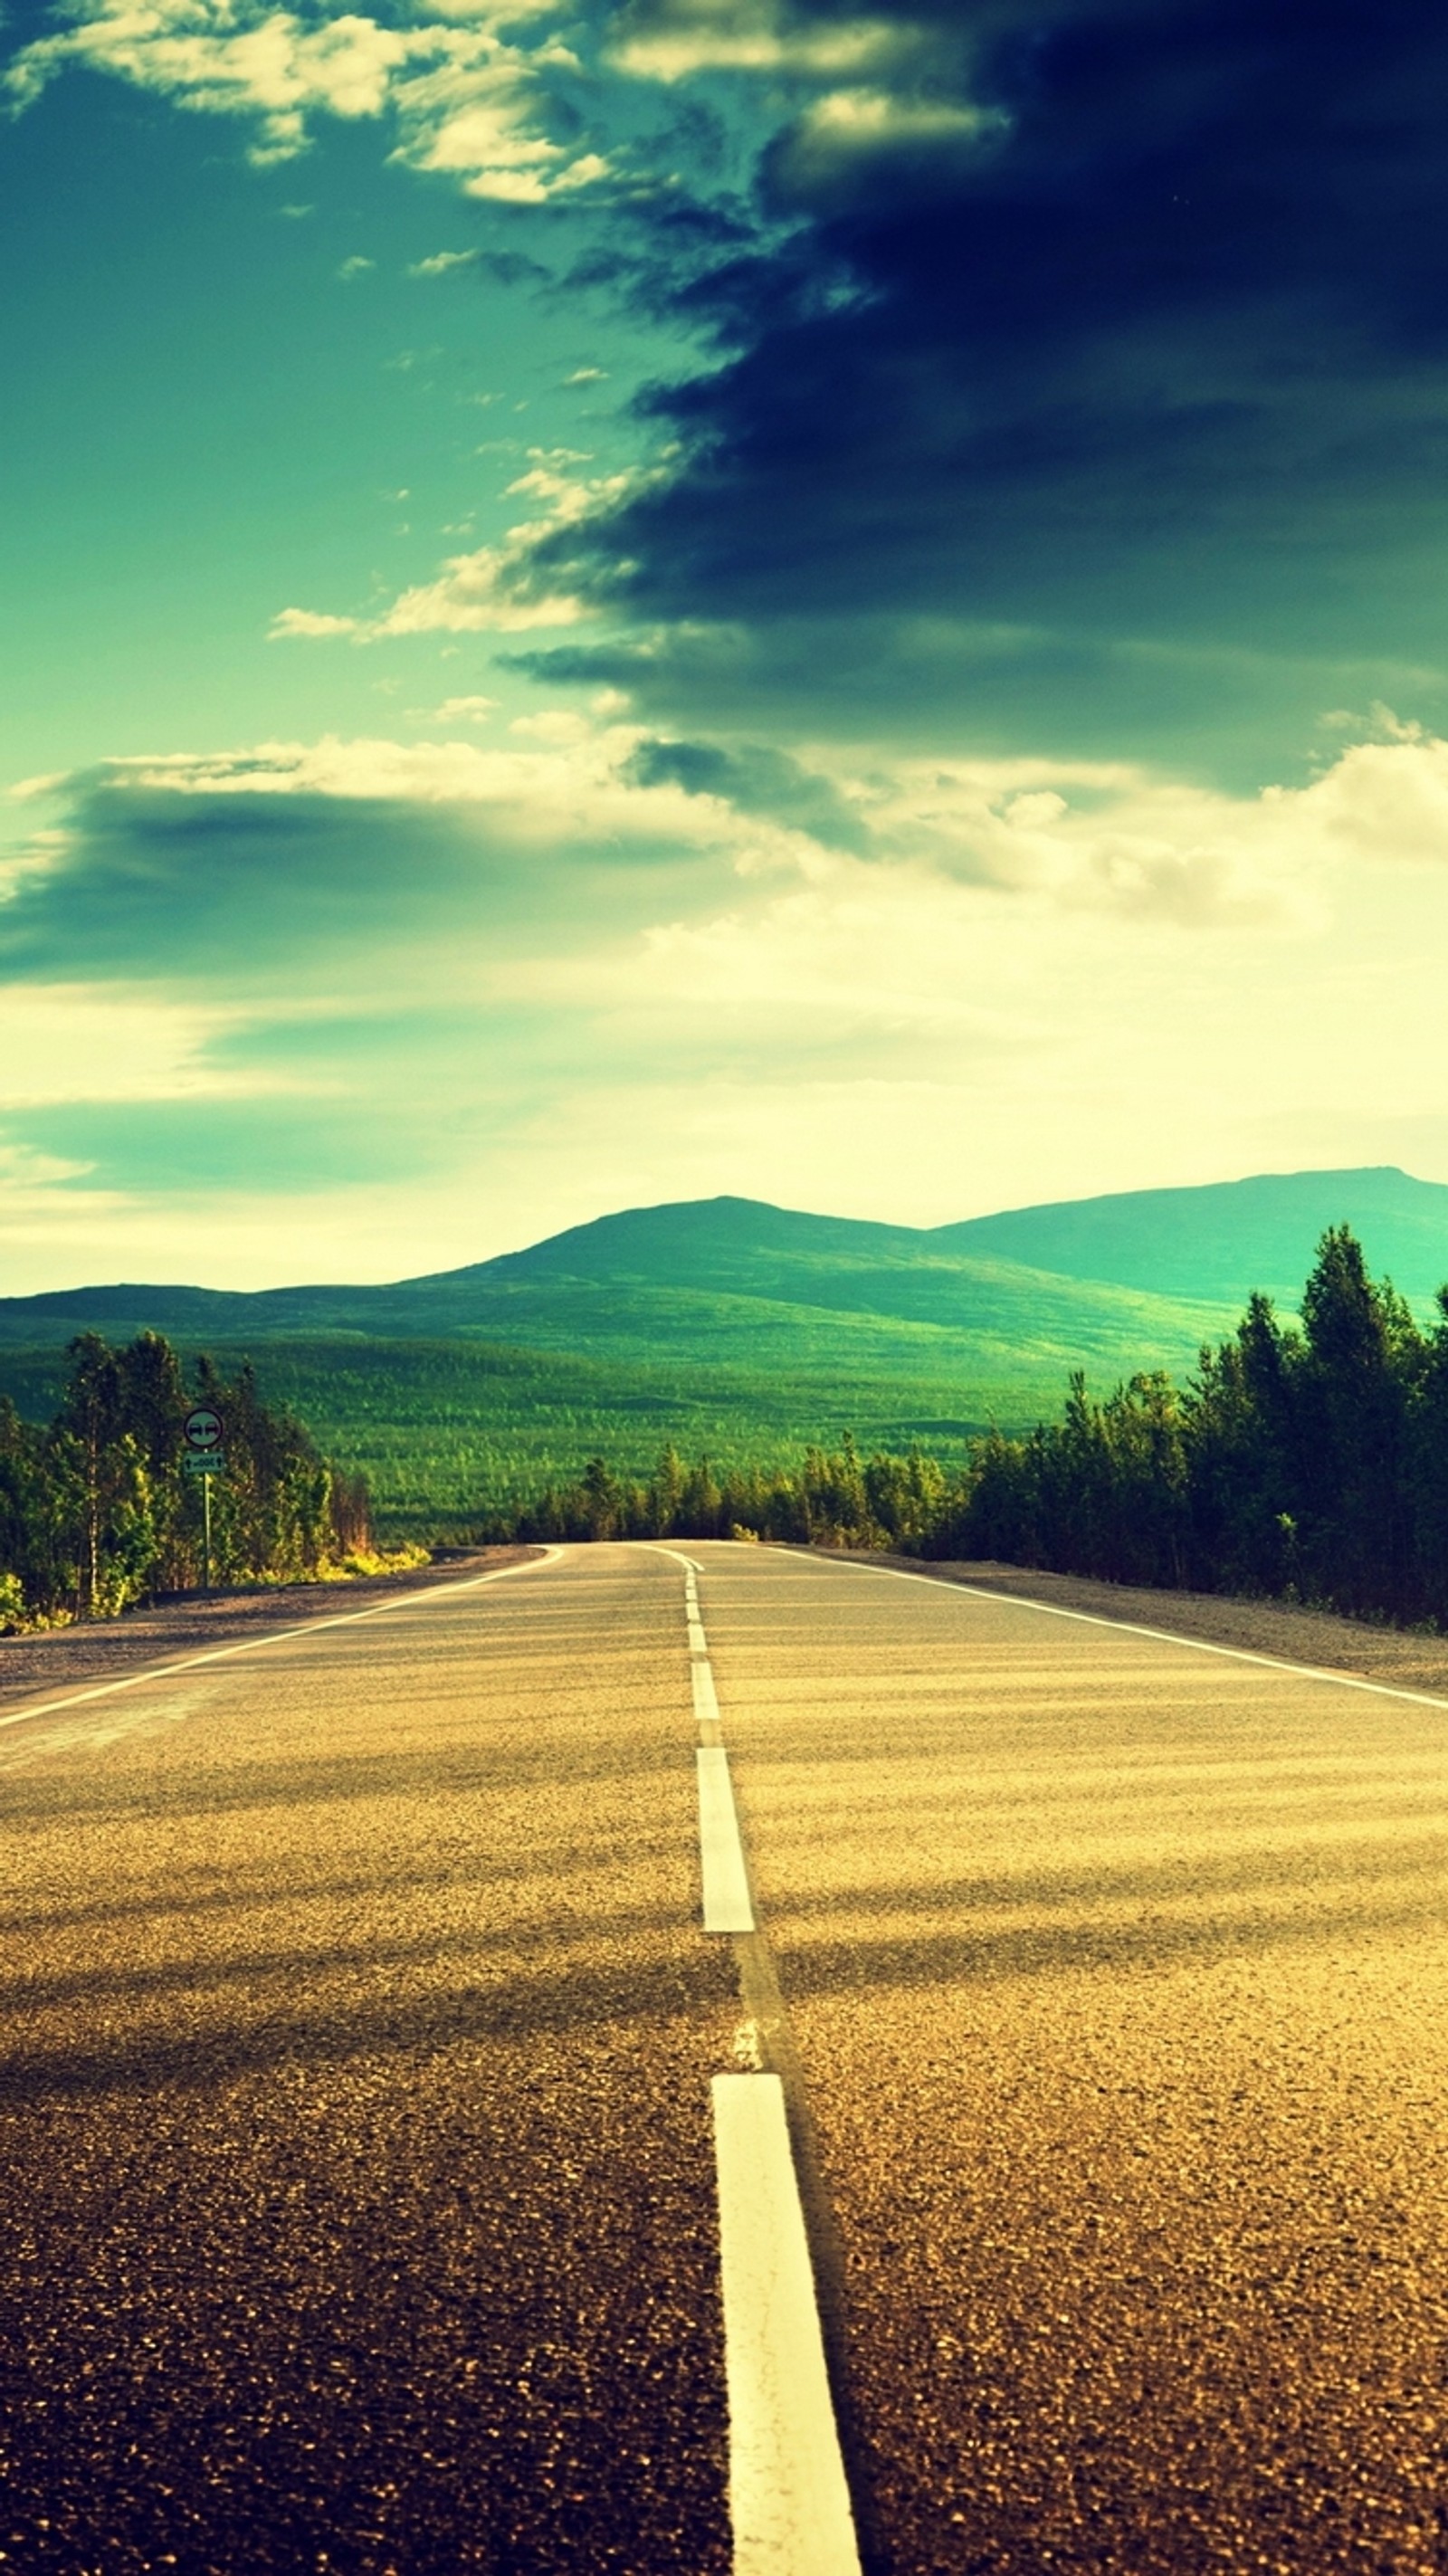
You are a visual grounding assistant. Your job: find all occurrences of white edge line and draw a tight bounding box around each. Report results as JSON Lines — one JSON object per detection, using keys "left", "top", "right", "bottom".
{"left": 802, "top": 1550, "right": 1448, "bottom": 1714}
{"left": 0, "top": 1545, "right": 565, "bottom": 1731}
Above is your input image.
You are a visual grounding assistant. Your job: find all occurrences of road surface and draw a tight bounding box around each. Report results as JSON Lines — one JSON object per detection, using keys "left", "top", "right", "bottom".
{"left": 3, "top": 1542, "right": 1447, "bottom": 2572}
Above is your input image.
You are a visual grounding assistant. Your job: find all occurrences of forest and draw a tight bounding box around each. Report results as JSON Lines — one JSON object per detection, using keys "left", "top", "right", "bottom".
{"left": 490, "top": 1227, "right": 1448, "bottom": 1632}
{"left": 12, "top": 1228, "right": 1447, "bottom": 1638}
{"left": 0, "top": 1331, "right": 375, "bottom": 1627}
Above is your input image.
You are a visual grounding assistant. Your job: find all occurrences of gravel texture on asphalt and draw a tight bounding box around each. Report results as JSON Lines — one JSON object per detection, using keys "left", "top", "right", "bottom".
{"left": 0, "top": 1548, "right": 736, "bottom": 2574}
{"left": 9, "top": 1540, "right": 1448, "bottom": 2575}
{"left": 857, "top": 1552, "right": 1448, "bottom": 1700}
{"left": 0, "top": 1551, "right": 538, "bottom": 1715}
{"left": 701, "top": 1544, "right": 1448, "bottom": 2576}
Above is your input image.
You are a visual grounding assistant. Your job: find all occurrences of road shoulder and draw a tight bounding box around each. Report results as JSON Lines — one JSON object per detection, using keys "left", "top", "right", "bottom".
{"left": 825, "top": 1550, "right": 1448, "bottom": 1698}
{"left": 0, "top": 1546, "right": 543, "bottom": 1713}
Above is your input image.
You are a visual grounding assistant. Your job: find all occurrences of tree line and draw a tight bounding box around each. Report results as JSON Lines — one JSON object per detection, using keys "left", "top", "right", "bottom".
{"left": 0, "top": 1331, "right": 373, "bottom": 1627}
{"left": 491, "top": 1436, "right": 953, "bottom": 1557}
{"left": 484, "top": 1227, "right": 1448, "bottom": 1629}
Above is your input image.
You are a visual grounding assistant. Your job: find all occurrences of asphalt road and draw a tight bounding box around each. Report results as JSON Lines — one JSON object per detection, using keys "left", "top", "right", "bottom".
{"left": 4, "top": 1543, "right": 1448, "bottom": 2573}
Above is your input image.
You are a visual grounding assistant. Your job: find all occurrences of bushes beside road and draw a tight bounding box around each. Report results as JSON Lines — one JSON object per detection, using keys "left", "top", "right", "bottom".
{"left": 0, "top": 1330, "right": 376, "bottom": 1627}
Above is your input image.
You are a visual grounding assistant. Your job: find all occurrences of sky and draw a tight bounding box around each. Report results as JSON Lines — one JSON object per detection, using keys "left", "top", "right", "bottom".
{"left": 5, "top": 0, "right": 1448, "bottom": 1288}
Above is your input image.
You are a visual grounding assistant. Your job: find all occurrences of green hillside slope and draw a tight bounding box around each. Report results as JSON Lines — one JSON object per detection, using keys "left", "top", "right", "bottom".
{"left": 935, "top": 1165, "right": 1448, "bottom": 1305}
{"left": 0, "top": 1267, "right": 1239, "bottom": 1535}
{"left": 3, "top": 1167, "right": 1443, "bottom": 1348}
{"left": 2, "top": 1165, "right": 1438, "bottom": 1532}
{"left": 0, "top": 1211, "right": 1236, "bottom": 1354}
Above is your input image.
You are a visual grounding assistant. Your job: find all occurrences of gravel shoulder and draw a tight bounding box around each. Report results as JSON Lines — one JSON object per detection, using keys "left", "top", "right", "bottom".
{"left": 829, "top": 1550, "right": 1448, "bottom": 1699}
{"left": 0, "top": 1546, "right": 541, "bottom": 1713}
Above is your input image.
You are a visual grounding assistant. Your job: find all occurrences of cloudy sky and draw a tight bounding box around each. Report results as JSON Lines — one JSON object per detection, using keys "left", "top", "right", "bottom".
{"left": 5, "top": 0, "right": 1448, "bottom": 1288}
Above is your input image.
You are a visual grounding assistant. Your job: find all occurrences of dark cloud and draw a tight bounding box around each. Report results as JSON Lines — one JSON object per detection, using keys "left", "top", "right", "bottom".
{"left": 0, "top": 767, "right": 727, "bottom": 987}
{"left": 622, "top": 733, "right": 872, "bottom": 848}
{"left": 473, "top": 248, "right": 557, "bottom": 288}
{"left": 510, "top": 616, "right": 1448, "bottom": 788}
{"left": 512, "top": 0, "right": 1448, "bottom": 777}
{"left": 0, "top": 785, "right": 481, "bottom": 980}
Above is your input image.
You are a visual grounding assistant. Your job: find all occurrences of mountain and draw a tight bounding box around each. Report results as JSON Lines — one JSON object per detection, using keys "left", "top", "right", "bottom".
{"left": 0, "top": 1194, "right": 1241, "bottom": 1353}
{"left": 933, "top": 1165, "right": 1448, "bottom": 1306}
{"left": 1, "top": 1169, "right": 1441, "bottom": 1531}
{"left": 5, "top": 1166, "right": 1443, "bottom": 1350}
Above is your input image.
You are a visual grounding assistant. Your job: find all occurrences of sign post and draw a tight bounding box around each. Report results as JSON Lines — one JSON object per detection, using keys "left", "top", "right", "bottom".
{"left": 183, "top": 1407, "right": 224, "bottom": 1595}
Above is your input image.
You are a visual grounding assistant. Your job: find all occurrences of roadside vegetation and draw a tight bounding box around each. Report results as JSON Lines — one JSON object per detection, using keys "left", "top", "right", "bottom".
{"left": 488, "top": 1228, "right": 1448, "bottom": 1635}
{"left": 0, "top": 1335, "right": 1043, "bottom": 1538}
{"left": 8, "top": 1226, "right": 1443, "bottom": 1641}
{"left": 0, "top": 1227, "right": 1241, "bottom": 1538}
{"left": 0, "top": 1331, "right": 392, "bottom": 1629}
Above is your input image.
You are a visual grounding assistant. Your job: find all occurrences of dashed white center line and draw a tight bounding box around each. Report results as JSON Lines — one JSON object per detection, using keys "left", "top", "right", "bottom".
{"left": 681, "top": 1562, "right": 745, "bottom": 1914}
{"left": 662, "top": 1544, "right": 861, "bottom": 2566}
{"left": 691, "top": 1656, "right": 721, "bottom": 1730}
{"left": 697, "top": 1745, "right": 756, "bottom": 1932}
{"left": 712, "top": 2074, "right": 862, "bottom": 2575}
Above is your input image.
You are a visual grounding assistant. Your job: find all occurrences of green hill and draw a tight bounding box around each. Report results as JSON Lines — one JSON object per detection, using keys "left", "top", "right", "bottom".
{"left": 0, "top": 1194, "right": 1243, "bottom": 1367}
{"left": 0, "top": 1275, "right": 1238, "bottom": 1537}
{"left": 8, "top": 1166, "right": 1447, "bottom": 1346}
{"left": 934, "top": 1164, "right": 1448, "bottom": 1306}
{"left": 1, "top": 1166, "right": 1440, "bottom": 1532}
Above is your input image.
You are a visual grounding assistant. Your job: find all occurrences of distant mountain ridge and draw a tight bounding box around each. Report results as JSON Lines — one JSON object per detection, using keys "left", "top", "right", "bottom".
{"left": 935, "top": 1165, "right": 1448, "bottom": 1303}
{"left": 5, "top": 1167, "right": 1445, "bottom": 1531}
{"left": 2, "top": 1166, "right": 1445, "bottom": 1349}
{"left": 472, "top": 1165, "right": 1448, "bottom": 1307}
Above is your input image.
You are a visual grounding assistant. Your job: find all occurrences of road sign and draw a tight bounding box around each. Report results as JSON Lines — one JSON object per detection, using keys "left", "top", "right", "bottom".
{"left": 184, "top": 1405, "right": 223, "bottom": 1453}
{"left": 184, "top": 1451, "right": 225, "bottom": 1475}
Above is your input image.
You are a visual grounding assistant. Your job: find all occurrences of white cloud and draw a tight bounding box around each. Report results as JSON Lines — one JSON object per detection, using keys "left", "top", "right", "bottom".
{"left": 8, "top": 774, "right": 71, "bottom": 804}
{"left": 786, "top": 84, "right": 1005, "bottom": 172}
{"left": 44, "top": 729, "right": 757, "bottom": 879}
{"left": 2, "top": 0, "right": 973, "bottom": 214}
{"left": 1279, "top": 732, "right": 1448, "bottom": 867}
{"left": 408, "top": 245, "right": 480, "bottom": 275}
{"left": 0, "top": 987, "right": 276, "bottom": 1108}
{"left": 270, "top": 450, "right": 651, "bottom": 640}
{"left": 365, "top": 539, "right": 586, "bottom": 633}
{"left": 609, "top": 0, "right": 904, "bottom": 84}
{"left": 5, "top": 0, "right": 609, "bottom": 199}
{"left": 153, "top": 720, "right": 1447, "bottom": 930}
{"left": 851, "top": 755, "right": 1323, "bottom": 927}
{"left": 268, "top": 606, "right": 361, "bottom": 639}
{"left": 605, "top": 0, "right": 1006, "bottom": 206}
{"left": 8, "top": 1, "right": 418, "bottom": 160}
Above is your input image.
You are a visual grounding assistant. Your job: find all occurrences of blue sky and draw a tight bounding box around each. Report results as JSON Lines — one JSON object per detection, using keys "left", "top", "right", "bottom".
{"left": 5, "top": 0, "right": 1448, "bottom": 1287}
